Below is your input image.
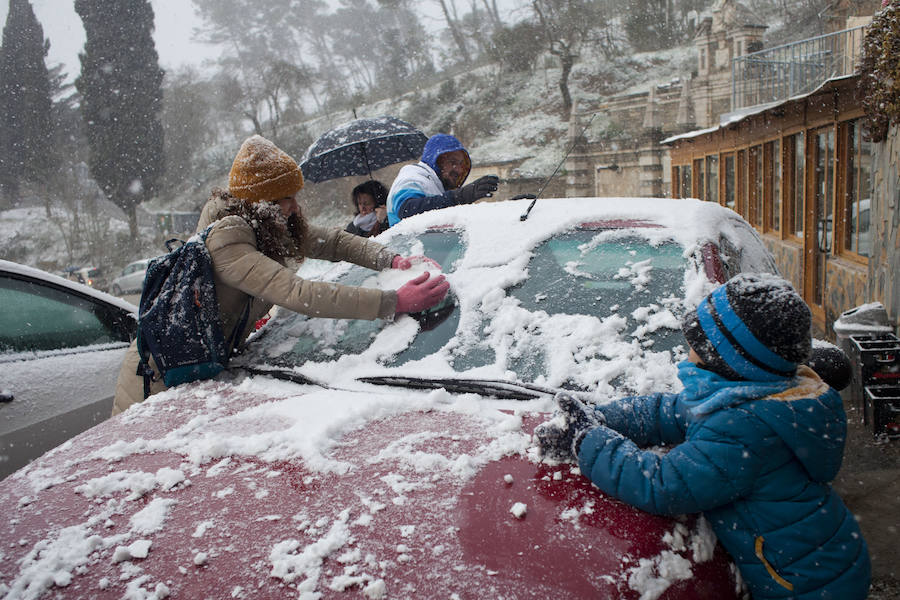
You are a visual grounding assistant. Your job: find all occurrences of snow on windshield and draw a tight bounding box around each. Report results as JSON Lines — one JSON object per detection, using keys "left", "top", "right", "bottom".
{"left": 252, "top": 197, "right": 769, "bottom": 398}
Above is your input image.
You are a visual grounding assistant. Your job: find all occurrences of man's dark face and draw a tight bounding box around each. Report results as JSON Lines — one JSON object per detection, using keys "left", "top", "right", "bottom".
{"left": 436, "top": 150, "right": 468, "bottom": 190}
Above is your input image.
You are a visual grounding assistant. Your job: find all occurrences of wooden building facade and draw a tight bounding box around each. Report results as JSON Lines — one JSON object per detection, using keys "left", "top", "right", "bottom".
{"left": 665, "top": 75, "right": 888, "bottom": 338}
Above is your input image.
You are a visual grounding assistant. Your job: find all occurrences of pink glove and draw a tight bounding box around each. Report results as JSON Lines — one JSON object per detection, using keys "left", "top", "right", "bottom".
{"left": 392, "top": 255, "right": 442, "bottom": 270}
{"left": 395, "top": 272, "right": 450, "bottom": 314}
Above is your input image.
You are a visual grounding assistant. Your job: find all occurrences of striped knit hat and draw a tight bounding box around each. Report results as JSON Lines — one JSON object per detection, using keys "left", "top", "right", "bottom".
{"left": 682, "top": 273, "right": 811, "bottom": 381}
{"left": 229, "top": 135, "right": 304, "bottom": 203}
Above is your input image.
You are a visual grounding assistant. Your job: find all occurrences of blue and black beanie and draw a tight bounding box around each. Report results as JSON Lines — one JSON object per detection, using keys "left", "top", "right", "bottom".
{"left": 682, "top": 273, "right": 811, "bottom": 381}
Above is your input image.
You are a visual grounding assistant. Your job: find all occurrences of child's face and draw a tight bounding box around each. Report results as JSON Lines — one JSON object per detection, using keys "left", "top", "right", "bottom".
{"left": 688, "top": 347, "right": 704, "bottom": 365}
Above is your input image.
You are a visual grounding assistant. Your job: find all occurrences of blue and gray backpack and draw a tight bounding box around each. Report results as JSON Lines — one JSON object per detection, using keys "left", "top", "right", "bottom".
{"left": 136, "top": 225, "right": 249, "bottom": 398}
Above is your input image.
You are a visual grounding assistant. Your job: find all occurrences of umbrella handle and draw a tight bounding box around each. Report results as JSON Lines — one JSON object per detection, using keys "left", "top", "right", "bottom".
{"left": 362, "top": 141, "right": 372, "bottom": 179}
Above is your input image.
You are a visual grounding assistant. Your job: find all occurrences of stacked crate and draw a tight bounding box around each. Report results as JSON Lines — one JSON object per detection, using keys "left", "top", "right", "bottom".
{"left": 849, "top": 333, "right": 900, "bottom": 437}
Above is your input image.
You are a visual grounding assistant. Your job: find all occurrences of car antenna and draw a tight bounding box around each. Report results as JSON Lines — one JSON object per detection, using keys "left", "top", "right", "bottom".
{"left": 520, "top": 112, "right": 597, "bottom": 222}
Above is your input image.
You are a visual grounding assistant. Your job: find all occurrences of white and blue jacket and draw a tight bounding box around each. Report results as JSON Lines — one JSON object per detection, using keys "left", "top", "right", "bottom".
{"left": 386, "top": 134, "right": 470, "bottom": 225}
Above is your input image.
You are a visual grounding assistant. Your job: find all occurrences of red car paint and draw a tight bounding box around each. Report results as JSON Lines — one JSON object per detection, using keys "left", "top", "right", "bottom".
{"left": 0, "top": 390, "right": 739, "bottom": 599}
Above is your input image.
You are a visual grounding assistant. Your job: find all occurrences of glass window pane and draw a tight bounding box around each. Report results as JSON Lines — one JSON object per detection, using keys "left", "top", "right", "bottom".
{"left": 793, "top": 132, "right": 805, "bottom": 237}
{"left": 706, "top": 155, "right": 719, "bottom": 204}
{"left": 772, "top": 139, "right": 781, "bottom": 232}
{"left": 858, "top": 135, "right": 872, "bottom": 258}
{"left": 724, "top": 154, "right": 735, "bottom": 210}
{"left": 846, "top": 121, "right": 873, "bottom": 257}
{"left": 694, "top": 159, "right": 704, "bottom": 201}
{"left": 680, "top": 165, "right": 692, "bottom": 199}
{"left": 752, "top": 145, "right": 763, "bottom": 227}
{"left": 0, "top": 276, "right": 129, "bottom": 353}
{"left": 245, "top": 231, "right": 465, "bottom": 369}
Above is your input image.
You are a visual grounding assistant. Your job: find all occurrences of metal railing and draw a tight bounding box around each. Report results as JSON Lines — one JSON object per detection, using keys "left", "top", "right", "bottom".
{"left": 731, "top": 26, "right": 867, "bottom": 110}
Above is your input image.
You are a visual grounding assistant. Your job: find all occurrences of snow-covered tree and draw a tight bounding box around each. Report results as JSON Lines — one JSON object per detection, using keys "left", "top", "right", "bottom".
{"left": 75, "top": 0, "right": 164, "bottom": 242}
{"left": 0, "top": 0, "right": 54, "bottom": 207}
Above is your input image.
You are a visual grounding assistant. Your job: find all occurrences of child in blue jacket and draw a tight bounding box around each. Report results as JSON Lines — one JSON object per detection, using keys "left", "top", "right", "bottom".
{"left": 536, "top": 273, "right": 870, "bottom": 600}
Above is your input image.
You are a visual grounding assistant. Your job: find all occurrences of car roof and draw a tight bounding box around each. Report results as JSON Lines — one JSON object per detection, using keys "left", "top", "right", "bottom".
{"left": 0, "top": 259, "right": 137, "bottom": 314}
{"left": 377, "top": 196, "right": 765, "bottom": 274}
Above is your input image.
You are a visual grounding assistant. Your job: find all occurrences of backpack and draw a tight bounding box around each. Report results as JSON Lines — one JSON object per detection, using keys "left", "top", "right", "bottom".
{"left": 135, "top": 225, "right": 250, "bottom": 398}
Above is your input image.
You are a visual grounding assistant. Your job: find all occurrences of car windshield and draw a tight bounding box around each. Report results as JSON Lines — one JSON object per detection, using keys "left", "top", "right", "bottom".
{"left": 243, "top": 226, "right": 691, "bottom": 394}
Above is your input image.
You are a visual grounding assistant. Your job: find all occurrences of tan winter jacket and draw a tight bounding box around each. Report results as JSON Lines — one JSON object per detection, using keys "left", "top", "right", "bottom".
{"left": 112, "top": 194, "right": 397, "bottom": 415}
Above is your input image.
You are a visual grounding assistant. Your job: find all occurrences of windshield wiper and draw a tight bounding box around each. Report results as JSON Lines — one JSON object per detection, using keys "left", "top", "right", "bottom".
{"left": 237, "top": 365, "right": 327, "bottom": 388}
{"left": 357, "top": 375, "right": 556, "bottom": 400}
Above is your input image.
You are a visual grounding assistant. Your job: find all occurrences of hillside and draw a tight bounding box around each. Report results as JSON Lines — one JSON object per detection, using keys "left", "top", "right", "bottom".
{"left": 143, "top": 41, "right": 699, "bottom": 229}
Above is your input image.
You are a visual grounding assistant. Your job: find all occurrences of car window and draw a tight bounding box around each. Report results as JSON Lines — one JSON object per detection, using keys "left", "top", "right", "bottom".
{"left": 247, "top": 230, "right": 465, "bottom": 368}
{"left": 246, "top": 227, "right": 690, "bottom": 392}
{"left": 0, "top": 275, "right": 132, "bottom": 353}
{"left": 511, "top": 231, "right": 685, "bottom": 333}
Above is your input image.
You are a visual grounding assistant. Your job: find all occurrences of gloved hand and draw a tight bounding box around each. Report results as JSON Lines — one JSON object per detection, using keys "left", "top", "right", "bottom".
{"left": 454, "top": 175, "right": 499, "bottom": 205}
{"left": 392, "top": 255, "right": 442, "bottom": 270}
{"left": 534, "top": 392, "right": 604, "bottom": 462}
{"left": 395, "top": 271, "right": 450, "bottom": 314}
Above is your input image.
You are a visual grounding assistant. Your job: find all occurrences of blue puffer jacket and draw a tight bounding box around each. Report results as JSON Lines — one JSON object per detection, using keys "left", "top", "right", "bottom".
{"left": 578, "top": 362, "right": 870, "bottom": 600}
{"left": 386, "top": 134, "right": 471, "bottom": 225}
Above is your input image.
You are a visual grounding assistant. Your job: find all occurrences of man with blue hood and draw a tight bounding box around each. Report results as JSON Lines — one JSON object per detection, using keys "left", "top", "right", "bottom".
{"left": 386, "top": 133, "right": 499, "bottom": 225}
{"left": 535, "top": 273, "right": 870, "bottom": 600}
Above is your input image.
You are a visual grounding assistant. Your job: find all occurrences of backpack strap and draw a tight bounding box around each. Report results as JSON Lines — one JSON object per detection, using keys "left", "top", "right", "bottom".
{"left": 199, "top": 222, "right": 251, "bottom": 358}
{"left": 226, "top": 299, "right": 253, "bottom": 357}
{"left": 135, "top": 329, "right": 158, "bottom": 400}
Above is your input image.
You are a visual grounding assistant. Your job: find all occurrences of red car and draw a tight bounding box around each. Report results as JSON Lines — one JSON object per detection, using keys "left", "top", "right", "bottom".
{"left": 0, "top": 198, "right": 769, "bottom": 598}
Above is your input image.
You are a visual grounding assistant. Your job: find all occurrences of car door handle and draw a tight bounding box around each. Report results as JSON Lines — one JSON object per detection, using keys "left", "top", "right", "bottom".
{"left": 0, "top": 391, "right": 13, "bottom": 403}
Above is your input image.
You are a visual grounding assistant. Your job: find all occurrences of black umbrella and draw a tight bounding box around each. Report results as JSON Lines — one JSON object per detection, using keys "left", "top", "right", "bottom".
{"left": 300, "top": 116, "right": 428, "bottom": 183}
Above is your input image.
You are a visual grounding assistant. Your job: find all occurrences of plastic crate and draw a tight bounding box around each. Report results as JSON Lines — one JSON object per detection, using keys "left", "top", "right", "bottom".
{"left": 848, "top": 333, "right": 900, "bottom": 414}
{"left": 863, "top": 385, "right": 900, "bottom": 437}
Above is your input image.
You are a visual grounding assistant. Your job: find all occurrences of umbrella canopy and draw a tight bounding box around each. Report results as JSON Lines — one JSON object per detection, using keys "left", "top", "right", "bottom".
{"left": 300, "top": 116, "right": 428, "bottom": 183}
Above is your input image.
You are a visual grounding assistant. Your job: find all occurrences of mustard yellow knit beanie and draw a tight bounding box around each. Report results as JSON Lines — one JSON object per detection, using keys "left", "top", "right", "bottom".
{"left": 228, "top": 135, "right": 304, "bottom": 203}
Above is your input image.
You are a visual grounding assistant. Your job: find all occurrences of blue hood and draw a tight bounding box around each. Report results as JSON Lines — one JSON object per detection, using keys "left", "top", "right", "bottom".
{"left": 678, "top": 361, "right": 847, "bottom": 483}
{"left": 420, "top": 134, "right": 470, "bottom": 177}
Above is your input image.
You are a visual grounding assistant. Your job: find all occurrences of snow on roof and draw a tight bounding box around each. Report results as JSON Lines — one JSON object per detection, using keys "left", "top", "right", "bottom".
{"left": 378, "top": 196, "right": 744, "bottom": 270}
{"left": 661, "top": 75, "right": 858, "bottom": 145}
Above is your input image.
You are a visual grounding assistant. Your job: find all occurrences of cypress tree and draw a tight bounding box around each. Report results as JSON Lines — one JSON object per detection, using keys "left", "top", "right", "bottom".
{"left": 0, "top": 0, "right": 54, "bottom": 207}
{"left": 75, "top": 0, "right": 164, "bottom": 241}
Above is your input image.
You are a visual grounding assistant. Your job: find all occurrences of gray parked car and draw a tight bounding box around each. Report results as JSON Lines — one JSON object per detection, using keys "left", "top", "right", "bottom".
{"left": 109, "top": 258, "right": 151, "bottom": 295}
{"left": 0, "top": 260, "right": 137, "bottom": 479}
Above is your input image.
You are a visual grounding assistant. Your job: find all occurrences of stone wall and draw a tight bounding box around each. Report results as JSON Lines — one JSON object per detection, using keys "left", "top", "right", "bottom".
{"left": 762, "top": 237, "right": 802, "bottom": 288}
{"left": 826, "top": 258, "right": 870, "bottom": 335}
{"left": 869, "top": 124, "right": 900, "bottom": 331}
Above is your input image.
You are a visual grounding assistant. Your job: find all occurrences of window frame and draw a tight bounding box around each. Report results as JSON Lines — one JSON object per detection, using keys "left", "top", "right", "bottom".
{"left": 836, "top": 118, "right": 873, "bottom": 263}
{"left": 783, "top": 131, "right": 805, "bottom": 243}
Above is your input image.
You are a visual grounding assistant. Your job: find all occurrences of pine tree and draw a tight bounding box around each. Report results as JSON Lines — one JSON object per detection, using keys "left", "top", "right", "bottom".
{"left": 0, "top": 0, "right": 55, "bottom": 207}
{"left": 75, "top": 0, "right": 164, "bottom": 241}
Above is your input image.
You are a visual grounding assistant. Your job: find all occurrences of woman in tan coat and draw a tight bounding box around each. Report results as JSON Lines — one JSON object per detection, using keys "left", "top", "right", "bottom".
{"left": 113, "top": 135, "right": 448, "bottom": 414}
